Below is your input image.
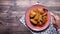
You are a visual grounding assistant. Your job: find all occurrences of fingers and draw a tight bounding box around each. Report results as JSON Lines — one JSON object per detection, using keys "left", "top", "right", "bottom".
{"left": 50, "top": 12, "right": 60, "bottom": 29}
{"left": 54, "top": 15, "right": 60, "bottom": 20}
{"left": 50, "top": 12, "right": 60, "bottom": 20}
{"left": 50, "top": 12, "right": 55, "bottom": 16}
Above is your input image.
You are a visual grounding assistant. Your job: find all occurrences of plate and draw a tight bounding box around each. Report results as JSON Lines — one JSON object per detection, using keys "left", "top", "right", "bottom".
{"left": 25, "top": 4, "right": 51, "bottom": 31}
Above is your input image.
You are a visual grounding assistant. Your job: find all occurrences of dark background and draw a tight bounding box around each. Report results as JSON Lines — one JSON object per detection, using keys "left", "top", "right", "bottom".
{"left": 0, "top": 0, "right": 60, "bottom": 34}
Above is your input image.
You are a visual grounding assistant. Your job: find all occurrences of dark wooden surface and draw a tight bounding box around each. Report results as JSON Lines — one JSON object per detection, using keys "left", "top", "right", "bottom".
{"left": 0, "top": 0, "right": 60, "bottom": 34}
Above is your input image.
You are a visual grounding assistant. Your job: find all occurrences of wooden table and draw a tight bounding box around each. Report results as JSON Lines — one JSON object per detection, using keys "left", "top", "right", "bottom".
{"left": 0, "top": 0, "right": 60, "bottom": 34}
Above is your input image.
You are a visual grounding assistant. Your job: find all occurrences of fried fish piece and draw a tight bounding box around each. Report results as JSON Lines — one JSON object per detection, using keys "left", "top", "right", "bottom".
{"left": 43, "top": 15, "right": 47, "bottom": 22}
{"left": 30, "top": 10, "right": 36, "bottom": 18}
{"left": 34, "top": 13, "right": 39, "bottom": 20}
{"left": 38, "top": 8, "right": 45, "bottom": 14}
{"left": 30, "top": 19, "right": 38, "bottom": 25}
{"left": 38, "top": 15, "right": 42, "bottom": 22}
{"left": 37, "top": 21, "right": 43, "bottom": 26}
{"left": 43, "top": 13, "right": 47, "bottom": 16}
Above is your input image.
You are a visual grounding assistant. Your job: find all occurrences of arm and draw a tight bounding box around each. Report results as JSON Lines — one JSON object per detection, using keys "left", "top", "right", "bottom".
{"left": 50, "top": 12, "right": 60, "bottom": 34}
{"left": 50, "top": 12, "right": 60, "bottom": 29}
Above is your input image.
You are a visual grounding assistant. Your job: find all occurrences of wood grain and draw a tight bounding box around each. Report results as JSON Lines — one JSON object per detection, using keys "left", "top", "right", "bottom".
{"left": 0, "top": 0, "right": 60, "bottom": 34}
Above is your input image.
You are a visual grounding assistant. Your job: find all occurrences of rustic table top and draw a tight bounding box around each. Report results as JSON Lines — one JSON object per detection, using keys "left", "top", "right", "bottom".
{"left": 0, "top": 0, "right": 60, "bottom": 34}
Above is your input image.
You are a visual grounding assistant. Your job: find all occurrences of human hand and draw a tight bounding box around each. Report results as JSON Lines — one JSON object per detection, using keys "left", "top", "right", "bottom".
{"left": 50, "top": 12, "right": 60, "bottom": 29}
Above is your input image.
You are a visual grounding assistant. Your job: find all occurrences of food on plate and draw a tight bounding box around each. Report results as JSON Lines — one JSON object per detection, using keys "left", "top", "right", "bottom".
{"left": 29, "top": 8, "right": 48, "bottom": 26}
{"left": 30, "top": 10, "right": 36, "bottom": 18}
{"left": 34, "top": 13, "right": 39, "bottom": 21}
{"left": 38, "top": 8, "right": 45, "bottom": 14}
{"left": 30, "top": 19, "right": 38, "bottom": 25}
